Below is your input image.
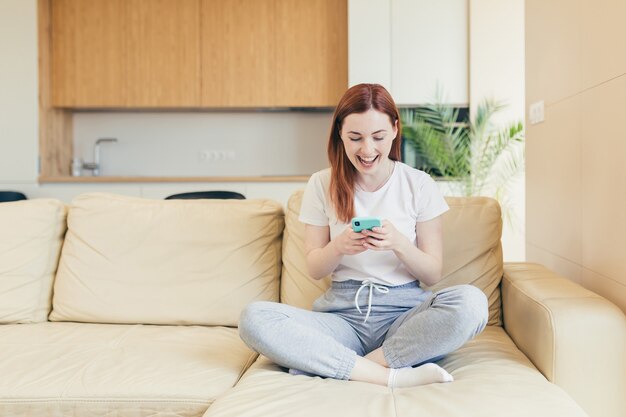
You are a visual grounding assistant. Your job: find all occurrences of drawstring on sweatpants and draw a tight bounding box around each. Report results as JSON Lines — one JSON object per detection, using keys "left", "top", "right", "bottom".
{"left": 354, "top": 279, "right": 389, "bottom": 323}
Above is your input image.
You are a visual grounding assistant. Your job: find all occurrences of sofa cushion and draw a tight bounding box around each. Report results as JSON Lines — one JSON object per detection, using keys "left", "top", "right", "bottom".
{"left": 50, "top": 193, "right": 284, "bottom": 326}
{"left": 201, "top": 327, "right": 587, "bottom": 417}
{"left": 281, "top": 190, "right": 504, "bottom": 326}
{"left": 0, "top": 198, "right": 67, "bottom": 323}
{"left": 0, "top": 322, "right": 256, "bottom": 417}
{"left": 429, "top": 196, "right": 504, "bottom": 325}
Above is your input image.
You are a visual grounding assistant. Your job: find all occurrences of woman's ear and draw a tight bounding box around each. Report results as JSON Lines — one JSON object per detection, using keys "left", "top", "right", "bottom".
{"left": 393, "top": 118, "right": 399, "bottom": 139}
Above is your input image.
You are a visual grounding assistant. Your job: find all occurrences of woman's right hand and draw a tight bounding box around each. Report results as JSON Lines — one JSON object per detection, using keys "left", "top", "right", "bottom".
{"left": 331, "top": 226, "right": 368, "bottom": 256}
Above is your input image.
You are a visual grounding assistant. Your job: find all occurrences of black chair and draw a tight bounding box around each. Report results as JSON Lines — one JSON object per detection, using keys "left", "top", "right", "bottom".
{"left": 0, "top": 191, "right": 27, "bottom": 203}
{"left": 165, "top": 191, "right": 246, "bottom": 200}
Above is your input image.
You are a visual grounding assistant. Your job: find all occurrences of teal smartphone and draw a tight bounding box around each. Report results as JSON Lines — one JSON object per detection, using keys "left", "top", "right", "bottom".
{"left": 351, "top": 216, "right": 382, "bottom": 232}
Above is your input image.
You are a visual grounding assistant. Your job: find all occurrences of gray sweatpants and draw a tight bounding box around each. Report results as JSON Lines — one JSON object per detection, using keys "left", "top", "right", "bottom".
{"left": 239, "top": 280, "right": 488, "bottom": 380}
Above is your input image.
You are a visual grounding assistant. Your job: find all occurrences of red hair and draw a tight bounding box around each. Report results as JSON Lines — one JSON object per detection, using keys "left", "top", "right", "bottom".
{"left": 327, "top": 84, "right": 402, "bottom": 223}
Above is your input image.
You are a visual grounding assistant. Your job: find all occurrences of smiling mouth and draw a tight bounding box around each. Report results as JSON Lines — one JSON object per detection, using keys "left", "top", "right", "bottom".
{"left": 358, "top": 155, "right": 379, "bottom": 165}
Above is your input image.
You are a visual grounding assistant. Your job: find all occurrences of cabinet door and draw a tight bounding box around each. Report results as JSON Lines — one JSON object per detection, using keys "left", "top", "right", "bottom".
{"left": 390, "top": 0, "right": 468, "bottom": 105}
{"left": 125, "top": 0, "right": 201, "bottom": 107}
{"left": 201, "top": 0, "right": 275, "bottom": 107}
{"left": 347, "top": 0, "right": 391, "bottom": 89}
{"left": 51, "top": 0, "right": 201, "bottom": 107}
{"left": 274, "top": 0, "right": 348, "bottom": 107}
{"left": 348, "top": 0, "right": 468, "bottom": 106}
{"left": 51, "top": 0, "right": 126, "bottom": 106}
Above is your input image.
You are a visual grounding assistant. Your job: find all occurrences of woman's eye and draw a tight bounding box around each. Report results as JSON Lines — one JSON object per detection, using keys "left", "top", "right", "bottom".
{"left": 373, "top": 137, "right": 384, "bottom": 141}
{"left": 349, "top": 137, "right": 361, "bottom": 141}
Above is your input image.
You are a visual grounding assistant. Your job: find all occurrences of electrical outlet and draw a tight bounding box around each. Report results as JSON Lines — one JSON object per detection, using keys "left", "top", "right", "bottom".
{"left": 529, "top": 101, "right": 545, "bottom": 125}
{"left": 199, "top": 150, "right": 236, "bottom": 162}
{"left": 199, "top": 150, "right": 214, "bottom": 161}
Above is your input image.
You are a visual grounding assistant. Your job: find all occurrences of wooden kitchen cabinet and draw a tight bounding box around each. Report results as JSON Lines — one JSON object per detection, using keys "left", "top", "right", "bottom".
{"left": 201, "top": 0, "right": 276, "bottom": 107}
{"left": 124, "top": 0, "right": 201, "bottom": 106}
{"left": 51, "top": 0, "right": 201, "bottom": 107}
{"left": 39, "top": 0, "right": 346, "bottom": 179}
{"left": 50, "top": 0, "right": 346, "bottom": 108}
{"left": 274, "top": 0, "right": 348, "bottom": 107}
{"left": 201, "top": 0, "right": 346, "bottom": 107}
{"left": 51, "top": 0, "right": 125, "bottom": 107}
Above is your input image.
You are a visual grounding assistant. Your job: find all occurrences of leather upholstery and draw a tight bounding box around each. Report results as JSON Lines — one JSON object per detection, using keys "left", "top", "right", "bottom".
{"left": 203, "top": 327, "right": 588, "bottom": 417}
{"left": 0, "top": 198, "right": 66, "bottom": 323}
{"left": 0, "top": 322, "right": 256, "bottom": 416}
{"left": 50, "top": 193, "right": 284, "bottom": 326}
{"left": 2, "top": 192, "right": 624, "bottom": 417}
{"left": 503, "top": 263, "right": 626, "bottom": 417}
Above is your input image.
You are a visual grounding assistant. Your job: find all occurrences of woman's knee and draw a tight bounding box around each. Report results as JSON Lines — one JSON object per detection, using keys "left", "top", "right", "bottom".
{"left": 439, "top": 285, "right": 489, "bottom": 333}
{"left": 238, "top": 301, "right": 281, "bottom": 343}
{"left": 457, "top": 285, "right": 489, "bottom": 331}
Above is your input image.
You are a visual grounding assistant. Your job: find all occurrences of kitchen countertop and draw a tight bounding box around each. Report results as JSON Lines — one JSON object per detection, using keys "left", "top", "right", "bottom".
{"left": 39, "top": 175, "right": 311, "bottom": 183}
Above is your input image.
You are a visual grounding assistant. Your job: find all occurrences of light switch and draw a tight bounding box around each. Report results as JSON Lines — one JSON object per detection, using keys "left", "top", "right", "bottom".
{"left": 529, "top": 101, "right": 545, "bottom": 125}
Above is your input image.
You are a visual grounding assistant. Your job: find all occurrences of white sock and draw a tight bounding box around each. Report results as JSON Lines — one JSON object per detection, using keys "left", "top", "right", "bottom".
{"left": 387, "top": 363, "right": 454, "bottom": 388}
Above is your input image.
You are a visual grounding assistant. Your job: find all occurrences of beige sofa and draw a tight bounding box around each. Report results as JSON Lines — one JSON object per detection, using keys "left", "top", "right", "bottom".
{"left": 0, "top": 191, "right": 624, "bottom": 417}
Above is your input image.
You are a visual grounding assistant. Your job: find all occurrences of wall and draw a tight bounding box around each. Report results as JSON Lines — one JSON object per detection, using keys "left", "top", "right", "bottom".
{"left": 0, "top": 0, "right": 38, "bottom": 183}
{"left": 469, "top": 0, "right": 526, "bottom": 261}
{"left": 73, "top": 111, "right": 330, "bottom": 177}
{"left": 526, "top": 0, "right": 626, "bottom": 313}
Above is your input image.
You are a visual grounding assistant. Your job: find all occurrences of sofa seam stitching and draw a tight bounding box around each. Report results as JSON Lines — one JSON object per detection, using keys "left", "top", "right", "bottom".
{"left": 0, "top": 399, "right": 210, "bottom": 404}
{"left": 390, "top": 386, "right": 399, "bottom": 417}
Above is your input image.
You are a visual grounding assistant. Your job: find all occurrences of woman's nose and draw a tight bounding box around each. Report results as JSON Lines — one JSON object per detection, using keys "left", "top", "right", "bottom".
{"left": 361, "top": 138, "right": 374, "bottom": 153}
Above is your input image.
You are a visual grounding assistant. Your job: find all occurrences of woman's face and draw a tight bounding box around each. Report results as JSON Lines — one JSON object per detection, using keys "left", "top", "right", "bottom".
{"left": 340, "top": 109, "right": 398, "bottom": 175}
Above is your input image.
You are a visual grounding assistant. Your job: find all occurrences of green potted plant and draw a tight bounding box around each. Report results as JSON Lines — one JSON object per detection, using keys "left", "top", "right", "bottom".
{"left": 401, "top": 99, "right": 524, "bottom": 227}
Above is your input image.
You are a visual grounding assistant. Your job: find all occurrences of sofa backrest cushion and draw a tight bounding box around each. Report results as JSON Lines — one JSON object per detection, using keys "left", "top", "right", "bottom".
{"left": 50, "top": 193, "right": 284, "bottom": 326}
{"left": 0, "top": 198, "right": 67, "bottom": 323}
{"left": 281, "top": 190, "right": 504, "bottom": 326}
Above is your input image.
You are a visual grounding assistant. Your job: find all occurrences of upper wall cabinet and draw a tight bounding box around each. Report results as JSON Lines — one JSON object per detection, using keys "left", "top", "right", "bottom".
{"left": 49, "top": 0, "right": 347, "bottom": 108}
{"left": 272, "top": 0, "right": 348, "bottom": 107}
{"left": 201, "top": 0, "right": 347, "bottom": 108}
{"left": 201, "top": 0, "right": 276, "bottom": 107}
{"left": 51, "top": 0, "right": 201, "bottom": 107}
{"left": 348, "top": 0, "right": 468, "bottom": 106}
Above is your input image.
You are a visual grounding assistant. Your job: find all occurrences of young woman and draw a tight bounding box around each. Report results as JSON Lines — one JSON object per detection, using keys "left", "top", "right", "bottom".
{"left": 239, "top": 83, "right": 488, "bottom": 388}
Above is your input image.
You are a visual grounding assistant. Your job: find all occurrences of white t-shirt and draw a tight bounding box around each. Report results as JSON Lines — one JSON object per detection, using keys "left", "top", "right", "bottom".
{"left": 299, "top": 161, "right": 449, "bottom": 286}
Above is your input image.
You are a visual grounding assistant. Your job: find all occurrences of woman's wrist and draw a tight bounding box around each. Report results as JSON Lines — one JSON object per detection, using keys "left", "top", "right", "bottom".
{"left": 327, "top": 238, "right": 344, "bottom": 258}
{"left": 392, "top": 235, "right": 414, "bottom": 258}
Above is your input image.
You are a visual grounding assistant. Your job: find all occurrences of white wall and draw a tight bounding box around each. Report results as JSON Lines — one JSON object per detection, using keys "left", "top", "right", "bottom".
{"left": 73, "top": 111, "right": 330, "bottom": 177}
{"left": 0, "top": 0, "right": 38, "bottom": 183}
{"left": 469, "top": 0, "right": 526, "bottom": 261}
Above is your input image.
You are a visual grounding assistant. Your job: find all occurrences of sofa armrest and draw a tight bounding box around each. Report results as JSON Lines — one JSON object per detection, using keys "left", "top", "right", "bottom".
{"left": 502, "top": 262, "right": 626, "bottom": 417}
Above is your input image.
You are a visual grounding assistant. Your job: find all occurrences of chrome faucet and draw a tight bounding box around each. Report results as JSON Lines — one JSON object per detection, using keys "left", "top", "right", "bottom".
{"left": 82, "top": 138, "right": 118, "bottom": 176}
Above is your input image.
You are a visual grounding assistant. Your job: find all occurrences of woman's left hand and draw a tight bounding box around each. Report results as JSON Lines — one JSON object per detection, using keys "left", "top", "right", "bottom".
{"left": 360, "top": 220, "right": 411, "bottom": 253}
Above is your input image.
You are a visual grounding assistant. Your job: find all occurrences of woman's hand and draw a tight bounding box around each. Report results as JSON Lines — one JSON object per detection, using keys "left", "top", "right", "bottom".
{"left": 331, "top": 226, "right": 369, "bottom": 255}
{"left": 360, "top": 220, "right": 411, "bottom": 253}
